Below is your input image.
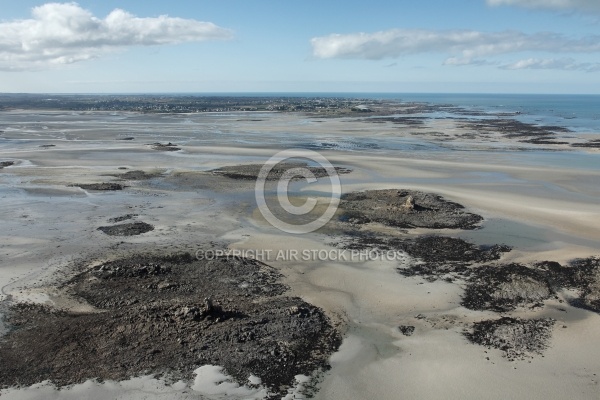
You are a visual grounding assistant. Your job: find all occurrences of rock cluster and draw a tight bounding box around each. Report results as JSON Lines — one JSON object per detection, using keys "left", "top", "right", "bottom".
{"left": 338, "top": 189, "right": 483, "bottom": 229}
{"left": 109, "top": 170, "right": 164, "bottom": 180}
{"left": 399, "top": 325, "right": 415, "bottom": 336}
{"left": 150, "top": 142, "right": 181, "bottom": 151}
{"left": 334, "top": 188, "right": 600, "bottom": 361}
{"left": 72, "top": 183, "right": 126, "bottom": 191}
{"left": 0, "top": 254, "right": 341, "bottom": 397}
{"left": 97, "top": 221, "right": 154, "bottom": 236}
{"left": 464, "top": 317, "right": 555, "bottom": 360}
{"left": 210, "top": 162, "right": 352, "bottom": 181}
{"left": 462, "top": 263, "right": 553, "bottom": 312}
{"left": 341, "top": 234, "right": 510, "bottom": 282}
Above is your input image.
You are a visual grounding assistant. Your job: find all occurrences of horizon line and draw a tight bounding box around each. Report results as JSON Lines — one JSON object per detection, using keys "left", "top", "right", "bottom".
{"left": 1, "top": 91, "right": 599, "bottom": 96}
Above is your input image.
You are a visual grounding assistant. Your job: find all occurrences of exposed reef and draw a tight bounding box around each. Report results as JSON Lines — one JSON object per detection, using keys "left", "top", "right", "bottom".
{"left": 338, "top": 189, "right": 484, "bottom": 230}
{"left": 150, "top": 142, "right": 181, "bottom": 151}
{"left": 464, "top": 317, "right": 555, "bottom": 360}
{"left": 0, "top": 254, "right": 341, "bottom": 397}
{"left": 72, "top": 183, "right": 126, "bottom": 191}
{"left": 97, "top": 221, "right": 155, "bottom": 236}
{"left": 211, "top": 162, "right": 352, "bottom": 181}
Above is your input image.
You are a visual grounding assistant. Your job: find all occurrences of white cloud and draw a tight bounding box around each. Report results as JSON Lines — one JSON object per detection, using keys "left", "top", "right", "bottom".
{"left": 443, "top": 57, "right": 493, "bottom": 66}
{"left": 500, "top": 57, "right": 600, "bottom": 71}
{"left": 0, "top": 2, "right": 233, "bottom": 71}
{"left": 310, "top": 29, "right": 600, "bottom": 69}
{"left": 486, "top": 0, "right": 600, "bottom": 13}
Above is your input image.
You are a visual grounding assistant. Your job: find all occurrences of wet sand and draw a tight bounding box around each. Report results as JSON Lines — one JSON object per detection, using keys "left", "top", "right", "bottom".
{"left": 0, "top": 109, "right": 599, "bottom": 399}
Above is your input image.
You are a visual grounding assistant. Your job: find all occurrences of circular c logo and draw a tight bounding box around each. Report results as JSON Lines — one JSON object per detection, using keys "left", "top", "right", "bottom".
{"left": 254, "top": 149, "right": 341, "bottom": 234}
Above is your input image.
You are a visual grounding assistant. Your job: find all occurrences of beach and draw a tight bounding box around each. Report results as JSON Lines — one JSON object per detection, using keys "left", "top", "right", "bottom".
{"left": 1, "top": 98, "right": 599, "bottom": 399}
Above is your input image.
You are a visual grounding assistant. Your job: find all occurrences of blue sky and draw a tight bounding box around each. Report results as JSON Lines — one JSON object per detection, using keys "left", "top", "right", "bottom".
{"left": 1, "top": 0, "right": 599, "bottom": 93}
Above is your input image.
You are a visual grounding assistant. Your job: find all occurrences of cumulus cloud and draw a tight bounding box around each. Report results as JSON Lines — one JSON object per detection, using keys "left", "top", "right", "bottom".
{"left": 0, "top": 2, "right": 233, "bottom": 71}
{"left": 310, "top": 29, "right": 600, "bottom": 69}
{"left": 486, "top": 0, "right": 600, "bottom": 13}
{"left": 500, "top": 57, "right": 600, "bottom": 71}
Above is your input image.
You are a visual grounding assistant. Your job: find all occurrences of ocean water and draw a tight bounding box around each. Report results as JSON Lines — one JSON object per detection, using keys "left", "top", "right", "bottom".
{"left": 371, "top": 93, "right": 600, "bottom": 133}
{"left": 202, "top": 92, "right": 600, "bottom": 133}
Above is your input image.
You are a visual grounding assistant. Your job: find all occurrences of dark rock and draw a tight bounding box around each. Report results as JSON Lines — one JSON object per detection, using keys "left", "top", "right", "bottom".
{"left": 150, "top": 142, "right": 181, "bottom": 151}
{"left": 533, "top": 260, "right": 576, "bottom": 289}
{"left": 108, "top": 170, "right": 163, "bottom": 180}
{"left": 0, "top": 161, "right": 14, "bottom": 169}
{"left": 568, "top": 257, "right": 600, "bottom": 312}
{"left": 399, "top": 325, "right": 415, "bottom": 336}
{"left": 365, "top": 116, "right": 426, "bottom": 126}
{"left": 571, "top": 140, "right": 600, "bottom": 149}
{"left": 97, "top": 222, "right": 154, "bottom": 236}
{"left": 340, "top": 234, "right": 510, "bottom": 281}
{"left": 210, "top": 162, "right": 352, "bottom": 181}
{"left": 462, "top": 263, "right": 553, "bottom": 312}
{"left": 0, "top": 254, "right": 341, "bottom": 397}
{"left": 456, "top": 118, "right": 570, "bottom": 142}
{"left": 72, "top": 183, "right": 125, "bottom": 191}
{"left": 398, "top": 237, "right": 510, "bottom": 279}
{"left": 338, "top": 189, "right": 484, "bottom": 230}
{"left": 464, "top": 317, "right": 555, "bottom": 360}
{"left": 535, "top": 257, "right": 600, "bottom": 312}
{"left": 520, "top": 138, "right": 569, "bottom": 145}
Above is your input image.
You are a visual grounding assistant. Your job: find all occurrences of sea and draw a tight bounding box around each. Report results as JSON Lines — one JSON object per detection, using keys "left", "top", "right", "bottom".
{"left": 194, "top": 92, "right": 600, "bottom": 133}
{"left": 369, "top": 93, "right": 600, "bottom": 133}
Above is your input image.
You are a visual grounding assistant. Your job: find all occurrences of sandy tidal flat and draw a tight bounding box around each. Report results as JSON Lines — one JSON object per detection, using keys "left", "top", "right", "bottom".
{"left": 0, "top": 109, "right": 599, "bottom": 399}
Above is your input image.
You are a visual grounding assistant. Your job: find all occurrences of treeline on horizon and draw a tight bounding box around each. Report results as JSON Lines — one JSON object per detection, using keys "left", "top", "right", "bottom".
{"left": 0, "top": 94, "right": 371, "bottom": 113}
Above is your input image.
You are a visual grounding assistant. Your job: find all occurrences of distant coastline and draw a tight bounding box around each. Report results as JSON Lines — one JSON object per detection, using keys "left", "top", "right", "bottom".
{"left": 1, "top": 92, "right": 599, "bottom": 132}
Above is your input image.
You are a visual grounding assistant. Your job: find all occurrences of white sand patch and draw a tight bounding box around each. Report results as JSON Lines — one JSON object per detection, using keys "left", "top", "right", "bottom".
{"left": 0, "top": 376, "right": 196, "bottom": 400}
{"left": 191, "top": 365, "right": 268, "bottom": 398}
{"left": 0, "top": 366, "right": 319, "bottom": 400}
{"left": 317, "top": 317, "right": 600, "bottom": 400}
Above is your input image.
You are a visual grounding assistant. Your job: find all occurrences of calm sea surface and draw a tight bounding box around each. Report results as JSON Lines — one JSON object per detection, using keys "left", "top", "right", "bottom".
{"left": 198, "top": 92, "right": 600, "bottom": 133}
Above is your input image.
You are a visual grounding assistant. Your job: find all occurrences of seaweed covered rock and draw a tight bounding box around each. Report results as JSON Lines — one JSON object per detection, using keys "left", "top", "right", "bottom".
{"left": 109, "top": 170, "right": 164, "bottom": 180}
{"left": 97, "top": 221, "right": 154, "bottom": 236}
{"left": 340, "top": 234, "right": 510, "bottom": 282}
{"left": 462, "top": 263, "right": 553, "bottom": 312}
{"left": 338, "top": 189, "right": 484, "bottom": 230}
{"left": 150, "top": 142, "right": 181, "bottom": 151}
{"left": 397, "top": 237, "right": 510, "bottom": 280}
{"left": 573, "top": 257, "right": 600, "bottom": 311}
{"left": 72, "top": 183, "right": 125, "bottom": 191}
{"left": 465, "top": 317, "right": 555, "bottom": 360}
{"left": 210, "top": 162, "right": 351, "bottom": 181}
{"left": 0, "top": 254, "right": 341, "bottom": 397}
{"left": 536, "top": 257, "right": 600, "bottom": 312}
